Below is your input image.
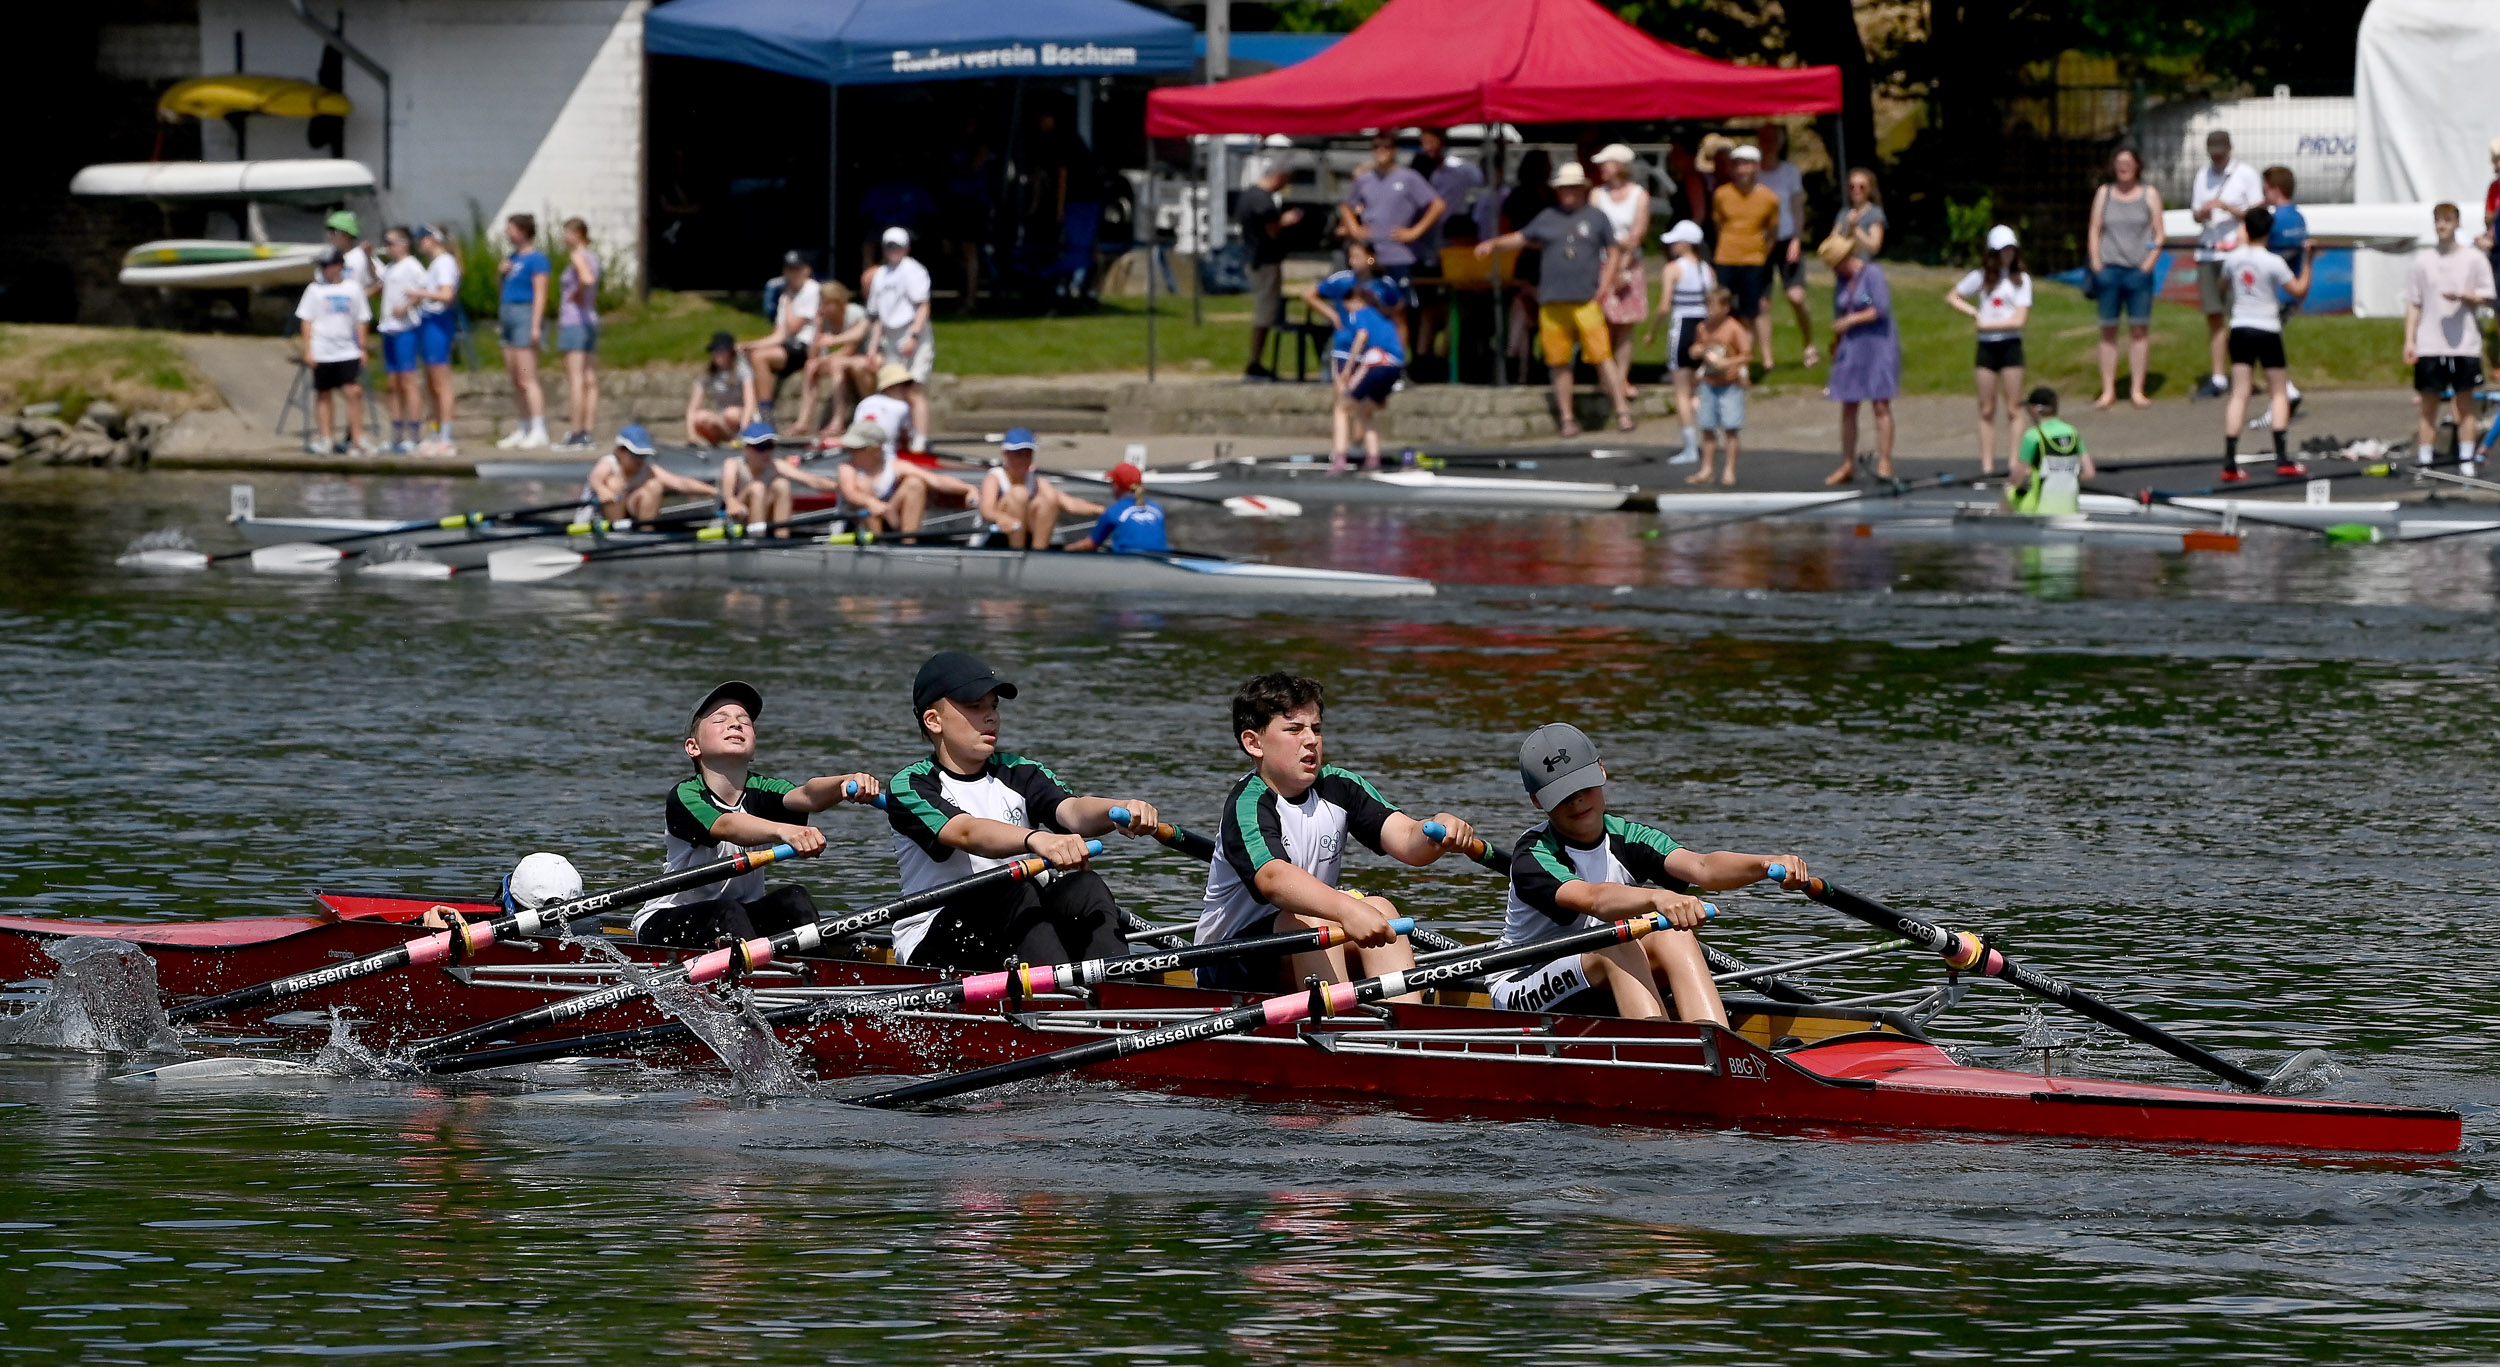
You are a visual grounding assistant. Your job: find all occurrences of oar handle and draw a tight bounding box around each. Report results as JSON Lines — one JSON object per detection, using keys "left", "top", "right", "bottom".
{"left": 1421, "top": 821, "right": 1508, "bottom": 873}
{"left": 1765, "top": 863, "right": 1787, "bottom": 882}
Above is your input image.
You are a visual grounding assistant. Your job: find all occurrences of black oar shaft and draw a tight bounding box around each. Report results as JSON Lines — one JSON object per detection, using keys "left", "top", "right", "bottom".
{"left": 1803, "top": 878, "right": 2270, "bottom": 1093}
{"left": 168, "top": 844, "right": 800, "bottom": 1024}
{"left": 852, "top": 911, "right": 1678, "bottom": 1109}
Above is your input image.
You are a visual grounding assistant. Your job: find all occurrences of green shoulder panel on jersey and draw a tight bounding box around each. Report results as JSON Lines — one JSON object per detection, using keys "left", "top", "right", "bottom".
{"left": 1605, "top": 814, "right": 1681, "bottom": 858}
{"left": 1231, "top": 773, "right": 1279, "bottom": 867}
{"left": 1526, "top": 827, "right": 1581, "bottom": 887}
{"left": 747, "top": 775, "right": 796, "bottom": 797}
{"left": 992, "top": 751, "right": 1070, "bottom": 792}
{"left": 1318, "top": 765, "right": 1399, "bottom": 813}
{"left": 888, "top": 758, "right": 953, "bottom": 837}
{"left": 674, "top": 776, "right": 729, "bottom": 829}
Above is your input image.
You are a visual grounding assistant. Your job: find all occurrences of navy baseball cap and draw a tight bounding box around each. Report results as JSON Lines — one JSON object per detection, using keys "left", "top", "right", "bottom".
{"left": 688, "top": 680, "right": 763, "bottom": 736}
{"left": 616, "top": 424, "right": 656, "bottom": 456}
{"left": 1001, "top": 427, "right": 1037, "bottom": 453}
{"left": 739, "top": 420, "right": 777, "bottom": 447}
{"left": 912, "top": 651, "right": 1018, "bottom": 715}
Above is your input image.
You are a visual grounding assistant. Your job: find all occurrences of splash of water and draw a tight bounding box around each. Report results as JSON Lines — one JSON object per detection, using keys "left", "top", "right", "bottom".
{"left": 313, "top": 1011, "right": 411, "bottom": 1078}
{"left": 0, "top": 938, "right": 186, "bottom": 1055}
{"left": 122, "top": 527, "right": 198, "bottom": 556}
{"left": 568, "top": 933, "right": 810, "bottom": 1097}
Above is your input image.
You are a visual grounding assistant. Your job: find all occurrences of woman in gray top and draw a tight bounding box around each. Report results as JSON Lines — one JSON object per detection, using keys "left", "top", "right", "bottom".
{"left": 1829, "top": 167, "right": 1887, "bottom": 259}
{"left": 2086, "top": 146, "right": 2165, "bottom": 409}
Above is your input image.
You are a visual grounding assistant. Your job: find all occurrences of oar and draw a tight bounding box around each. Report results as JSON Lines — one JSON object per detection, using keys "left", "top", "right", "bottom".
{"left": 1797, "top": 876, "right": 2318, "bottom": 1093}
{"left": 1421, "top": 821, "right": 1817, "bottom": 1004}
{"left": 486, "top": 510, "right": 872, "bottom": 583}
{"left": 928, "top": 440, "right": 1301, "bottom": 519}
{"left": 850, "top": 905, "right": 1710, "bottom": 1109}
{"left": 399, "top": 842, "right": 1104, "bottom": 1062}
{"left": 427, "top": 915, "right": 1411, "bottom": 1075}
{"left": 166, "top": 844, "right": 804, "bottom": 1025}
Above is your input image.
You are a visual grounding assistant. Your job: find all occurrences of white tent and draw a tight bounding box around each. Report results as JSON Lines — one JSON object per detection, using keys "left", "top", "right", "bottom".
{"left": 2354, "top": 0, "right": 2500, "bottom": 315}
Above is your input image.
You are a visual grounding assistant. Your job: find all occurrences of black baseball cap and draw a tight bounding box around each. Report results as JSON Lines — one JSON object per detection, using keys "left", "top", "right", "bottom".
{"left": 2025, "top": 386, "right": 2058, "bottom": 409}
{"left": 688, "top": 680, "right": 763, "bottom": 735}
{"left": 707, "top": 330, "right": 736, "bottom": 353}
{"left": 912, "top": 651, "right": 1017, "bottom": 715}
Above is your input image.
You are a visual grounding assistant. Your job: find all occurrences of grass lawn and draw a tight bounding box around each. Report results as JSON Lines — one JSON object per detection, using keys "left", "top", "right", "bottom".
{"left": 1709, "top": 262, "right": 2411, "bottom": 400}
{"left": 0, "top": 325, "right": 216, "bottom": 422}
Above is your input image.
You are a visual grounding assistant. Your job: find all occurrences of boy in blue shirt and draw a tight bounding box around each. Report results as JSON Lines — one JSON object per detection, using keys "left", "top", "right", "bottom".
{"left": 2262, "top": 166, "right": 2307, "bottom": 413}
{"left": 1330, "top": 287, "right": 1407, "bottom": 472}
{"left": 1072, "top": 463, "right": 1169, "bottom": 553}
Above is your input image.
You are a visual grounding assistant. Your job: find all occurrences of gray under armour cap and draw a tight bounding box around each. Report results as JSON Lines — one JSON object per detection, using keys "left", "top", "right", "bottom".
{"left": 1519, "top": 722, "right": 1605, "bottom": 810}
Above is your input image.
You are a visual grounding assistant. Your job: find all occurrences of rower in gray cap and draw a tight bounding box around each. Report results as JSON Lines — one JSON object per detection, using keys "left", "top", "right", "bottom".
{"left": 1493, "top": 722, "right": 1811, "bottom": 1025}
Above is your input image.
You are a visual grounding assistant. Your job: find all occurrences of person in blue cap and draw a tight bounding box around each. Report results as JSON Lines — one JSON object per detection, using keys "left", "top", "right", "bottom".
{"left": 717, "top": 420, "right": 795, "bottom": 533}
{"left": 585, "top": 423, "right": 716, "bottom": 523}
{"left": 975, "top": 427, "right": 1099, "bottom": 549}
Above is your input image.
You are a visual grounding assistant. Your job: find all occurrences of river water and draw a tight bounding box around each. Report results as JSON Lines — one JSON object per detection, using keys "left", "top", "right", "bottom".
{"left": 3, "top": 469, "right": 2497, "bottom": 1363}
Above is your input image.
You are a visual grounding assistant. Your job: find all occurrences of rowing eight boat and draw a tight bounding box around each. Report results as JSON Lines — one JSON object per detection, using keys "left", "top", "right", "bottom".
{"left": 0, "top": 894, "right": 2458, "bottom": 1153}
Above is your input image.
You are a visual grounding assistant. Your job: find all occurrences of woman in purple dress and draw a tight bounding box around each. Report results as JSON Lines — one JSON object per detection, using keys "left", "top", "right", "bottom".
{"left": 1821, "top": 236, "right": 1899, "bottom": 484}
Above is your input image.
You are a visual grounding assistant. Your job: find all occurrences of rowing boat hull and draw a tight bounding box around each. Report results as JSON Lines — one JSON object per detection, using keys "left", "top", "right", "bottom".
{"left": 0, "top": 903, "right": 2457, "bottom": 1152}
{"left": 561, "top": 540, "right": 1437, "bottom": 599}
{"left": 1127, "top": 465, "right": 1637, "bottom": 511}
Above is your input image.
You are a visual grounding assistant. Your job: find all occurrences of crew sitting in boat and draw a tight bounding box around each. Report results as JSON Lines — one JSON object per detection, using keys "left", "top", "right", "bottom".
{"left": 2006, "top": 387, "right": 2094, "bottom": 516}
{"left": 585, "top": 424, "right": 716, "bottom": 524}
{"left": 718, "top": 421, "right": 796, "bottom": 535}
{"left": 1497, "top": 723, "right": 1808, "bottom": 1024}
{"left": 1192, "top": 672, "right": 1478, "bottom": 998}
{"left": 853, "top": 363, "right": 976, "bottom": 508}
{"left": 1068, "top": 463, "right": 1169, "bottom": 554}
{"left": 636, "top": 681, "right": 882, "bottom": 949}
{"left": 976, "top": 427, "right": 1099, "bottom": 550}
{"left": 885, "top": 651, "right": 1160, "bottom": 970}
{"left": 781, "top": 417, "right": 910, "bottom": 535}
{"left": 420, "top": 852, "right": 581, "bottom": 929}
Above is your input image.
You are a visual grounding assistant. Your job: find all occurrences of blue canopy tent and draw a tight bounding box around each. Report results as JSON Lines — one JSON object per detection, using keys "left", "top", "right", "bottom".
{"left": 647, "top": 0, "right": 1195, "bottom": 267}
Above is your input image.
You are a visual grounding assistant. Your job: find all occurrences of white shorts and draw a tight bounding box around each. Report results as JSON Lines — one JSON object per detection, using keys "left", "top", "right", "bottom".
{"left": 1490, "top": 952, "right": 1604, "bottom": 1014}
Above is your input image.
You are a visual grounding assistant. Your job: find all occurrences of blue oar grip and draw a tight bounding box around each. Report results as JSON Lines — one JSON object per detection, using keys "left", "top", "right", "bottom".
{"left": 1108, "top": 805, "right": 1131, "bottom": 826}
{"left": 1390, "top": 916, "right": 1415, "bottom": 935}
{"left": 1765, "top": 863, "right": 1788, "bottom": 883}
{"left": 845, "top": 780, "right": 858, "bottom": 796}
{"left": 769, "top": 842, "right": 798, "bottom": 861}
{"left": 1422, "top": 820, "right": 1446, "bottom": 840}
{"left": 1704, "top": 903, "right": 1717, "bottom": 920}
{"left": 1085, "top": 839, "right": 1104, "bottom": 856}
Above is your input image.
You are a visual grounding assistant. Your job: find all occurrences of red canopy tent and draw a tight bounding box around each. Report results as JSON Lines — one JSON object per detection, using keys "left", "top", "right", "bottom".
{"left": 1146, "top": 0, "right": 1841, "bottom": 136}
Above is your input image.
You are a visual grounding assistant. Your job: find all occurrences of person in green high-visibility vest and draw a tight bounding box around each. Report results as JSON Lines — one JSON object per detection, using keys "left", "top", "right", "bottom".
{"left": 2007, "top": 386, "right": 2096, "bottom": 515}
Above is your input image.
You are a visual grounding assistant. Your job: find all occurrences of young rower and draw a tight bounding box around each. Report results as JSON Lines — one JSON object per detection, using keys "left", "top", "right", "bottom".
{"left": 421, "top": 852, "right": 583, "bottom": 929}
{"left": 1068, "top": 463, "right": 1169, "bottom": 553}
{"left": 885, "top": 651, "right": 1162, "bottom": 970}
{"left": 1498, "top": 723, "right": 1808, "bottom": 1024}
{"left": 2006, "top": 387, "right": 2095, "bottom": 516}
{"left": 637, "top": 681, "right": 883, "bottom": 948}
{"left": 585, "top": 423, "right": 715, "bottom": 523}
{"left": 976, "top": 426, "right": 1099, "bottom": 549}
{"left": 718, "top": 421, "right": 795, "bottom": 534}
{"left": 1193, "top": 673, "right": 1478, "bottom": 997}
{"left": 787, "top": 417, "right": 917, "bottom": 534}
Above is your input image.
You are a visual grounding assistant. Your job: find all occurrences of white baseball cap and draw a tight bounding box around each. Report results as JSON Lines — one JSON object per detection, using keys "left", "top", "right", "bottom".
{"left": 1661, "top": 220, "right": 1704, "bottom": 247}
{"left": 1591, "top": 143, "right": 1635, "bottom": 166}
{"left": 505, "top": 853, "right": 584, "bottom": 911}
{"left": 1729, "top": 145, "right": 1762, "bottom": 163}
{"left": 881, "top": 226, "right": 911, "bottom": 247}
{"left": 1985, "top": 224, "right": 2019, "bottom": 251}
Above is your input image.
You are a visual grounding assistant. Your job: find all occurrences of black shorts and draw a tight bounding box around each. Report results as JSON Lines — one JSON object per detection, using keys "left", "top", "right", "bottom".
{"left": 2415, "top": 355, "right": 2484, "bottom": 396}
{"left": 775, "top": 342, "right": 811, "bottom": 377}
{"left": 1771, "top": 240, "right": 1803, "bottom": 289}
{"left": 635, "top": 883, "right": 819, "bottom": 949}
{"left": 1672, "top": 316, "right": 1704, "bottom": 372}
{"left": 1975, "top": 337, "right": 2026, "bottom": 371}
{"left": 2227, "top": 327, "right": 2287, "bottom": 370}
{"left": 1718, "top": 263, "right": 1770, "bottom": 319}
{"left": 1189, "top": 919, "right": 1297, "bottom": 993}
{"left": 312, "top": 358, "right": 362, "bottom": 392}
{"left": 905, "top": 868, "right": 1127, "bottom": 972}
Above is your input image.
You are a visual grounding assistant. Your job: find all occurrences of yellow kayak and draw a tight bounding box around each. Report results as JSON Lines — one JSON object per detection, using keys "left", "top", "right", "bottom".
{"left": 158, "top": 75, "right": 352, "bottom": 122}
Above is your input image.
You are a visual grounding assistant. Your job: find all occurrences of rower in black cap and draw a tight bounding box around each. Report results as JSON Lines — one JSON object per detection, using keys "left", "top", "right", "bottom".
{"left": 635, "top": 680, "right": 884, "bottom": 948}
{"left": 885, "top": 651, "right": 1163, "bottom": 970}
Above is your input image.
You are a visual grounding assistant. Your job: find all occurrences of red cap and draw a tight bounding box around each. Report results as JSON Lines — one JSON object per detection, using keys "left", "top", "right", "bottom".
{"left": 1108, "top": 462, "right": 1144, "bottom": 492}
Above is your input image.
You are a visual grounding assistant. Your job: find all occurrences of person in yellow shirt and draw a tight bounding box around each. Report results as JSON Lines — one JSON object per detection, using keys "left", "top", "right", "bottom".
{"left": 1709, "top": 146, "right": 1782, "bottom": 379}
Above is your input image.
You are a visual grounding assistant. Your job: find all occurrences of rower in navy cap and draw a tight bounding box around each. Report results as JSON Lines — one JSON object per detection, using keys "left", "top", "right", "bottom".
{"left": 585, "top": 423, "right": 716, "bottom": 524}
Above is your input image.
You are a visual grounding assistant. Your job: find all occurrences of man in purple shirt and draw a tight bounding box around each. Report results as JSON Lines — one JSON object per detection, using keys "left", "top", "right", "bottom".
{"left": 1337, "top": 132, "right": 1446, "bottom": 304}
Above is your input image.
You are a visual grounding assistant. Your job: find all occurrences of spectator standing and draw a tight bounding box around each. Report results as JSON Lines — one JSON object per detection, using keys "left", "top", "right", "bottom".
{"left": 747, "top": 251, "right": 820, "bottom": 426}
{"left": 493, "top": 214, "right": 551, "bottom": 450}
{"left": 555, "top": 217, "right": 601, "bottom": 451}
{"left": 1238, "top": 159, "right": 1304, "bottom": 382}
{"left": 1821, "top": 237, "right": 1898, "bottom": 484}
{"left": 865, "top": 227, "right": 936, "bottom": 452}
{"left": 2215, "top": 205, "right": 2312, "bottom": 482}
{"left": 1755, "top": 124, "right": 1817, "bottom": 370}
{"left": 1476, "top": 161, "right": 1632, "bottom": 437}
{"left": 375, "top": 226, "right": 427, "bottom": 454}
{"left": 2403, "top": 204, "right": 2497, "bottom": 472}
{"left": 1413, "top": 127, "right": 1487, "bottom": 370}
{"left": 1642, "top": 220, "right": 1714, "bottom": 464}
{"left": 1498, "top": 151, "right": 1556, "bottom": 380}
{"left": 1709, "top": 147, "right": 1781, "bottom": 373}
{"left": 1337, "top": 132, "right": 1445, "bottom": 322}
{"left": 2085, "top": 146, "right": 2162, "bottom": 410}
{"left": 325, "top": 211, "right": 376, "bottom": 299}
{"left": 294, "top": 249, "right": 370, "bottom": 455}
{"left": 939, "top": 118, "right": 995, "bottom": 315}
{"left": 411, "top": 224, "right": 461, "bottom": 455}
{"left": 1685, "top": 287, "right": 1752, "bottom": 486}
{"left": 1829, "top": 167, "right": 1886, "bottom": 260}
{"left": 1331, "top": 285, "right": 1407, "bottom": 472}
{"left": 2260, "top": 167, "right": 2308, "bottom": 414}
{"left": 685, "top": 330, "right": 758, "bottom": 447}
{"left": 1589, "top": 144, "right": 1652, "bottom": 406}
{"left": 1946, "top": 225, "right": 2032, "bottom": 475}
{"left": 1665, "top": 142, "right": 1711, "bottom": 231}
{"left": 2190, "top": 130, "right": 2264, "bottom": 401}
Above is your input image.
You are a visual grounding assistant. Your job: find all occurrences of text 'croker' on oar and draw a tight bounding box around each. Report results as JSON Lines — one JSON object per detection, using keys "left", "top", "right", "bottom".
{"left": 849, "top": 904, "right": 1713, "bottom": 1109}
{"left": 427, "top": 915, "right": 1411, "bottom": 1075}
{"left": 116, "top": 494, "right": 625, "bottom": 573}
{"left": 400, "top": 841, "right": 1104, "bottom": 1062}
{"left": 167, "top": 844, "right": 807, "bottom": 1025}
{"left": 1796, "top": 876, "right": 2325, "bottom": 1093}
